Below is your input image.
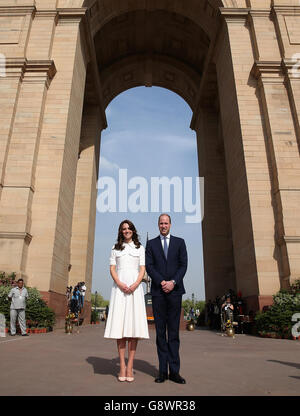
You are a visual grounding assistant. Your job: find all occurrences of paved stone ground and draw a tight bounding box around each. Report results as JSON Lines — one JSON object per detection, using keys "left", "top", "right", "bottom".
{"left": 0, "top": 324, "right": 299, "bottom": 396}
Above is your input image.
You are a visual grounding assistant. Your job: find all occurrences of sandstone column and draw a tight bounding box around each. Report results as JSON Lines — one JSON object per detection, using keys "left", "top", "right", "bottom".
{"left": 68, "top": 104, "right": 102, "bottom": 315}
{"left": 0, "top": 60, "right": 56, "bottom": 278}
{"left": 0, "top": 4, "right": 57, "bottom": 278}
{"left": 216, "top": 6, "right": 281, "bottom": 311}
{"left": 250, "top": 1, "right": 300, "bottom": 287}
{"left": 194, "top": 107, "right": 236, "bottom": 302}
{"left": 24, "top": 8, "right": 90, "bottom": 323}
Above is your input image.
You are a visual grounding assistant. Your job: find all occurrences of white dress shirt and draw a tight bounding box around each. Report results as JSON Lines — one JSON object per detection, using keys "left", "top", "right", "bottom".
{"left": 159, "top": 233, "right": 176, "bottom": 285}
{"left": 160, "top": 233, "right": 170, "bottom": 250}
{"left": 8, "top": 287, "right": 28, "bottom": 310}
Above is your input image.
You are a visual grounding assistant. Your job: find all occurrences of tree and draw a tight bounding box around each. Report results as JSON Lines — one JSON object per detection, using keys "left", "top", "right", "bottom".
{"left": 182, "top": 298, "right": 205, "bottom": 316}
{"left": 91, "top": 292, "right": 109, "bottom": 307}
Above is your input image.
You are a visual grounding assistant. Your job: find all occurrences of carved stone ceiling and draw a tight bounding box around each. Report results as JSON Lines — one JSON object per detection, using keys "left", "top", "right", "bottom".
{"left": 92, "top": 9, "right": 212, "bottom": 109}
{"left": 95, "top": 10, "right": 210, "bottom": 74}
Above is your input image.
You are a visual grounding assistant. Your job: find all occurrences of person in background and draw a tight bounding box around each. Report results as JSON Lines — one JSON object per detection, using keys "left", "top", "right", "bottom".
{"left": 212, "top": 300, "right": 220, "bottom": 329}
{"left": 70, "top": 286, "right": 80, "bottom": 317}
{"left": 80, "top": 282, "right": 86, "bottom": 311}
{"left": 76, "top": 282, "right": 83, "bottom": 311}
{"left": 66, "top": 286, "right": 72, "bottom": 303}
{"left": 8, "top": 278, "right": 29, "bottom": 336}
{"left": 205, "top": 300, "right": 213, "bottom": 328}
{"left": 222, "top": 295, "right": 234, "bottom": 322}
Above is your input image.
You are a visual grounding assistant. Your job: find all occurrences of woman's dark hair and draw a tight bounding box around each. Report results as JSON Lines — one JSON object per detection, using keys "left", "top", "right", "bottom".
{"left": 114, "top": 220, "right": 141, "bottom": 251}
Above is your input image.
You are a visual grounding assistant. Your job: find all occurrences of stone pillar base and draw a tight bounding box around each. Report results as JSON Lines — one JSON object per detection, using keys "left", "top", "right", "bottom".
{"left": 244, "top": 295, "right": 274, "bottom": 314}
{"left": 40, "top": 291, "right": 67, "bottom": 329}
{"left": 81, "top": 301, "right": 91, "bottom": 325}
{"left": 40, "top": 290, "right": 91, "bottom": 329}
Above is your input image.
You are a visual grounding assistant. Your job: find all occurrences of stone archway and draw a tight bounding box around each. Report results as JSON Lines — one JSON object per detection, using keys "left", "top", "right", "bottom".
{"left": 1, "top": 0, "right": 300, "bottom": 326}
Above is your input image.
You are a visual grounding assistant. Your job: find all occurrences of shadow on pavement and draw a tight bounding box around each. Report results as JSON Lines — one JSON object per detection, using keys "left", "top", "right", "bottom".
{"left": 268, "top": 360, "right": 300, "bottom": 370}
{"left": 86, "top": 356, "right": 158, "bottom": 378}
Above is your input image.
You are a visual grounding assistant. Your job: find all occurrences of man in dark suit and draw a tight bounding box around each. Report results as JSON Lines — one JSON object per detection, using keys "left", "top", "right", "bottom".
{"left": 146, "top": 214, "right": 187, "bottom": 384}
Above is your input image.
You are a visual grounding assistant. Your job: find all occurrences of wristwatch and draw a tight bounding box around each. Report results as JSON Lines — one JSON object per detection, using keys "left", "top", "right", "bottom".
{"left": 171, "top": 280, "right": 176, "bottom": 286}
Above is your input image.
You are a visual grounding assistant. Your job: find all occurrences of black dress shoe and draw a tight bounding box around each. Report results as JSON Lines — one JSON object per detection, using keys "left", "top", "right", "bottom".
{"left": 169, "top": 373, "right": 186, "bottom": 384}
{"left": 22, "top": 334, "right": 29, "bottom": 337}
{"left": 155, "top": 373, "right": 168, "bottom": 383}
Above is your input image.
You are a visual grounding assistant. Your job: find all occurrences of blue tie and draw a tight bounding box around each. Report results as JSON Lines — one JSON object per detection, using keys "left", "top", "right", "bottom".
{"left": 163, "top": 236, "right": 168, "bottom": 259}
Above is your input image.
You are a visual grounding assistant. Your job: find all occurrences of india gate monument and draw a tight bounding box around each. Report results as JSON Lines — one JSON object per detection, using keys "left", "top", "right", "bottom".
{"left": 0, "top": 0, "right": 300, "bottom": 326}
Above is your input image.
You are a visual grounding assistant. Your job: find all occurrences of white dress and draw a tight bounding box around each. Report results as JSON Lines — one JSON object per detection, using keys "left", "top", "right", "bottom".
{"left": 104, "top": 242, "right": 149, "bottom": 339}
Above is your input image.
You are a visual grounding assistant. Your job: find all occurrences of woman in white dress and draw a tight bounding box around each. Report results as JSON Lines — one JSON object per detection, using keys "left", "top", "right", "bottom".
{"left": 104, "top": 220, "right": 149, "bottom": 382}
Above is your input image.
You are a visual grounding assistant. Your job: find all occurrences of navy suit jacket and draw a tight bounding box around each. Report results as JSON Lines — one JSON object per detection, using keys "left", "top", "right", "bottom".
{"left": 145, "top": 235, "right": 187, "bottom": 296}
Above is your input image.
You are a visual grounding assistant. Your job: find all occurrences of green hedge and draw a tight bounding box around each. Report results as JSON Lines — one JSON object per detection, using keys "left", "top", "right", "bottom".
{"left": 0, "top": 286, "right": 56, "bottom": 329}
{"left": 254, "top": 280, "right": 300, "bottom": 338}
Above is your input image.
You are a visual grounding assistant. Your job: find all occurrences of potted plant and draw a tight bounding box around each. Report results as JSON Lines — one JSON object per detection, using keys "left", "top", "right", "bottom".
{"left": 186, "top": 318, "right": 195, "bottom": 331}
{"left": 254, "top": 283, "right": 300, "bottom": 340}
{"left": 65, "top": 312, "right": 75, "bottom": 334}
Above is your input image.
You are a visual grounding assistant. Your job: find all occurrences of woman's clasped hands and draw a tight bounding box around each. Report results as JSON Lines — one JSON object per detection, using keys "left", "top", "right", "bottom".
{"left": 118, "top": 281, "right": 139, "bottom": 294}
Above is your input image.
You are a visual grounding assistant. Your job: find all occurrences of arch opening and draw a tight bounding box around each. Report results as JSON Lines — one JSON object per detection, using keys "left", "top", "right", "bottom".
{"left": 92, "top": 86, "right": 205, "bottom": 302}
{"left": 77, "top": 1, "right": 236, "bottom": 307}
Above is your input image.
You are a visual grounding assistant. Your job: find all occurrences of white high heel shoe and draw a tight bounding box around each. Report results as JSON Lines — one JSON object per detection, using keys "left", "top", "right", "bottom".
{"left": 118, "top": 367, "right": 127, "bottom": 382}
{"left": 126, "top": 368, "right": 134, "bottom": 382}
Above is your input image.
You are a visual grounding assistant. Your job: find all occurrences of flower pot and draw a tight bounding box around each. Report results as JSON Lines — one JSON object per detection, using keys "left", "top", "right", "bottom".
{"left": 226, "top": 327, "right": 235, "bottom": 337}
{"left": 186, "top": 320, "right": 195, "bottom": 331}
{"left": 65, "top": 322, "right": 73, "bottom": 334}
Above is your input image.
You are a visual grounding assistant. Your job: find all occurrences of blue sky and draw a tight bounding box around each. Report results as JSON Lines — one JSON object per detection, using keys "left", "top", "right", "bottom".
{"left": 92, "top": 86, "right": 205, "bottom": 301}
